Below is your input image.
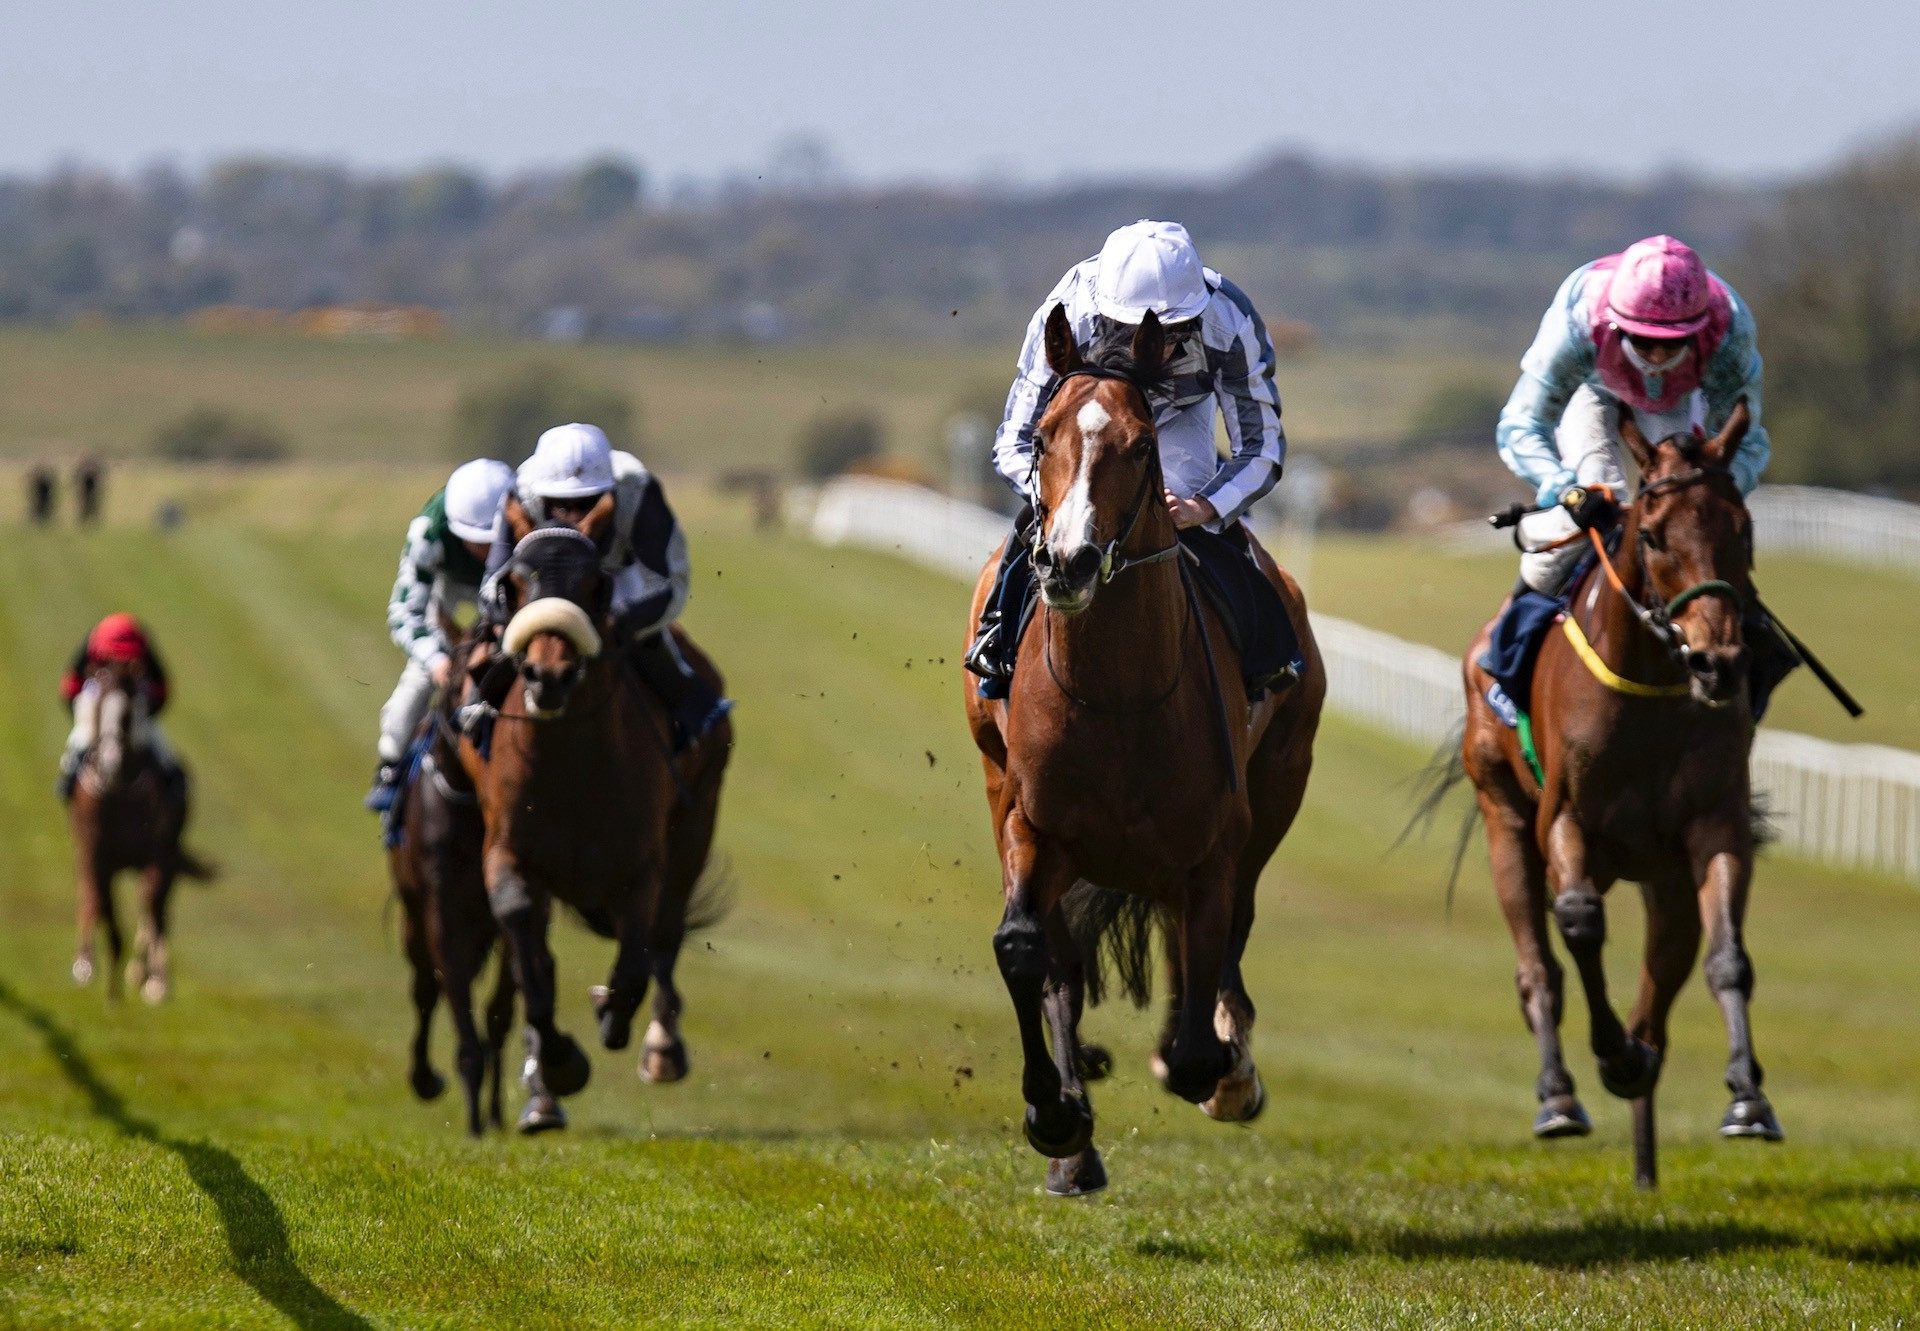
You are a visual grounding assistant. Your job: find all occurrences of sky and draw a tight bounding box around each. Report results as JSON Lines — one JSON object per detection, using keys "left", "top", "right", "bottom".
{"left": 3, "top": 1, "right": 1915, "bottom": 186}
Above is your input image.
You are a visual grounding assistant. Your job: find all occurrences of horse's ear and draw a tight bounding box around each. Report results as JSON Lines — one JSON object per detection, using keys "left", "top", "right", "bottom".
{"left": 1617, "top": 408, "right": 1656, "bottom": 475}
{"left": 579, "top": 492, "right": 617, "bottom": 553}
{"left": 1130, "top": 310, "right": 1167, "bottom": 382}
{"left": 1043, "top": 303, "right": 1083, "bottom": 378}
{"left": 504, "top": 491, "right": 536, "bottom": 545}
{"left": 1699, "top": 399, "right": 1751, "bottom": 469}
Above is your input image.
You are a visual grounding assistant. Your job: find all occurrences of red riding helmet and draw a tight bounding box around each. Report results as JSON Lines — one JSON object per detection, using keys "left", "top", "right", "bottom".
{"left": 88, "top": 612, "right": 150, "bottom": 663}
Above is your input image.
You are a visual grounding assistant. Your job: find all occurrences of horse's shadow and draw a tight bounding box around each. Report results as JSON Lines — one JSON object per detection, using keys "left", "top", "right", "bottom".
{"left": 1297, "top": 1216, "right": 1919, "bottom": 1268}
{"left": 0, "top": 981, "right": 372, "bottom": 1330}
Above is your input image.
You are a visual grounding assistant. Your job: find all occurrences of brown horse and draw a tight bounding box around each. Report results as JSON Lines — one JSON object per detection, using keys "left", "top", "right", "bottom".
{"left": 69, "top": 663, "right": 213, "bottom": 1002}
{"left": 964, "top": 307, "right": 1324, "bottom": 1196}
{"left": 1458, "top": 402, "right": 1778, "bottom": 1188}
{"left": 388, "top": 683, "right": 539, "bottom": 1135}
{"left": 457, "top": 497, "right": 731, "bottom": 1110}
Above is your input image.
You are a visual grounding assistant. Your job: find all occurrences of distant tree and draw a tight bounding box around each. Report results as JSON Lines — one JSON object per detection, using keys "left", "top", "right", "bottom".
{"left": 403, "top": 168, "right": 490, "bottom": 234}
{"left": 451, "top": 363, "right": 636, "bottom": 466}
{"left": 568, "top": 157, "right": 644, "bottom": 222}
{"left": 1737, "top": 134, "right": 1920, "bottom": 491}
{"left": 154, "top": 407, "right": 290, "bottom": 463}
{"left": 799, "top": 409, "right": 884, "bottom": 480}
{"left": 1406, "top": 378, "right": 1507, "bottom": 444}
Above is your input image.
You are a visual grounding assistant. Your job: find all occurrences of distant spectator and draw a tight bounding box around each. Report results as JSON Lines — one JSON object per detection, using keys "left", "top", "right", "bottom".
{"left": 75, "top": 455, "right": 103, "bottom": 525}
{"left": 28, "top": 466, "right": 57, "bottom": 525}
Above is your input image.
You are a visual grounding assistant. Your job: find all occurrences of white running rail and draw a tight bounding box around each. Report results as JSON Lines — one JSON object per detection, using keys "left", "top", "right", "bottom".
{"left": 811, "top": 477, "right": 1920, "bottom": 883}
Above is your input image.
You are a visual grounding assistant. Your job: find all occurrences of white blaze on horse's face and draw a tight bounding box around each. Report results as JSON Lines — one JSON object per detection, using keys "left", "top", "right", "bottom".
{"left": 1039, "top": 399, "right": 1111, "bottom": 612}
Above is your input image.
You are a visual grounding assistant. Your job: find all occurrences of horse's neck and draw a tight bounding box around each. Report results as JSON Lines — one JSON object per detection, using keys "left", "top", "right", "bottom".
{"left": 1575, "top": 513, "right": 1683, "bottom": 688}
{"left": 1043, "top": 557, "right": 1187, "bottom": 703}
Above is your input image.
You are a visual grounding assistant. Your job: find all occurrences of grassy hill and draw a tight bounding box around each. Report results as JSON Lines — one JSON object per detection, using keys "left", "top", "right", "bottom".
{"left": 0, "top": 486, "right": 1914, "bottom": 1327}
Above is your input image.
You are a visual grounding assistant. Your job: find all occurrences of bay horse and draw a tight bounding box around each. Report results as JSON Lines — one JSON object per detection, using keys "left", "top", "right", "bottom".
{"left": 69, "top": 663, "right": 213, "bottom": 1002}
{"left": 964, "top": 306, "right": 1325, "bottom": 1196}
{"left": 389, "top": 681, "right": 554, "bottom": 1135}
{"left": 1458, "top": 401, "right": 1778, "bottom": 1188}
{"left": 457, "top": 497, "right": 731, "bottom": 1111}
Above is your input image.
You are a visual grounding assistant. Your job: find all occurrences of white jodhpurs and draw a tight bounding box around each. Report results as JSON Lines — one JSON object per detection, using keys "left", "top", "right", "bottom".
{"left": 1518, "top": 385, "right": 1704, "bottom": 593}
{"left": 377, "top": 656, "right": 439, "bottom": 764}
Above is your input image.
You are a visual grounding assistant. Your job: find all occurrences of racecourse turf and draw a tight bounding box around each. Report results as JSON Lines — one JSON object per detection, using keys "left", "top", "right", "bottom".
{"left": 0, "top": 483, "right": 1915, "bottom": 1329}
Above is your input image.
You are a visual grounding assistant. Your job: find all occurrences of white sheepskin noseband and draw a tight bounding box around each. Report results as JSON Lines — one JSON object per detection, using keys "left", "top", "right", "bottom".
{"left": 503, "top": 597, "right": 603, "bottom": 658}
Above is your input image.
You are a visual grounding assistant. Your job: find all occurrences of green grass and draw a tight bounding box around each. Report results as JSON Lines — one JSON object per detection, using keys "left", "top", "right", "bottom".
{"left": 0, "top": 487, "right": 1914, "bottom": 1328}
{"left": 0, "top": 324, "right": 1506, "bottom": 469}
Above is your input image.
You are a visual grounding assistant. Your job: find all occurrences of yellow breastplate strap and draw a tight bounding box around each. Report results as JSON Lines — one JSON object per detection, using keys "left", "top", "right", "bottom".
{"left": 1560, "top": 615, "right": 1690, "bottom": 699}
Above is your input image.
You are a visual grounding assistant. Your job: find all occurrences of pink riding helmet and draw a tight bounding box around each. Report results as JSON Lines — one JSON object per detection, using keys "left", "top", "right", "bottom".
{"left": 1605, "top": 235, "right": 1713, "bottom": 338}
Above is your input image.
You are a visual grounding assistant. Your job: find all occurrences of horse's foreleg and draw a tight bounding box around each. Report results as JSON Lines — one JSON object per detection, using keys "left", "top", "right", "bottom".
{"left": 1483, "top": 790, "right": 1584, "bottom": 1137}
{"left": 1692, "top": 834, "right": 1781, "bottom": 1142}
{"left": 638, "top": 884, "right": 689, "bottom": 1085}
{"left": 72, "top": 855, "right": 108, "bottom": 989}
{"left": 1039, "top": 909, "right": 1105, "bottom": 1196}
{"left": 1547, "top": 815, "right": 1658, "bottom": 1101}
{"left": 486, "top": 850, "right": 589, "bottom": 1098}
{"left": 130, "top": 867, "right": 174, "bottom": 1004}
{"left": 593, "top": 882, "right": 654, "bottom": 1055}
{"left": 992, "top": 814, "right": 1088, "bottom": 1160}
{"left": 1161, "top": 862, "right": 1235, "bottom": 1106}
{"left": 400, "top": 880, "right": 445, "bottom": 1102}
{"left": 1621, "top": 873, "right": 1704, "bottom": 1188}
{"left": 1199, "top": 861, "right": 1264, "bottom": 1124}
{"left": 482, "top": 947, "right": 516, "bottom": 1131}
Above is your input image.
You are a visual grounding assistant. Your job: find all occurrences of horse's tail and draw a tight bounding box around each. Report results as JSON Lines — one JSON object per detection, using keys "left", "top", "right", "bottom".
{"left": 1062, "top": 880, "right": 1157, "bottom": 1010}
{"left": 175, "top": 847, "right": 219, "bottom": 884}
{"left": 682, "top": 855, "right": 735, "bottom": 934}
{"left": 1395, "top": 722, "right": 1478, "bottom": 915}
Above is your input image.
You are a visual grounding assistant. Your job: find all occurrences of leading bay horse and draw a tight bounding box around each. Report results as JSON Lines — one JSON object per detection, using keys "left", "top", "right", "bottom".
{"left": 1458, "top": 401, "right": 1778, "bottom": 1188}
{"left": 457, "top": 496, "right": 731, "bottom": 1110}
{"left": 69, "top": 663, "right": 213, "bottom": 1002}
{"left": 964, "top": 306, "right": 1324, "bottom": 1196}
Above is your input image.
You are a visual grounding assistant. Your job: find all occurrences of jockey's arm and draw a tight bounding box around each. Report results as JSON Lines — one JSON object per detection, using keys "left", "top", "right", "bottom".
{"left": 1198, "top": 283, "right": 1287, "bottom": 530}
{"left": 612, "top": 474, "right": 691, "bottom": 633}
{"left": 1704, "top": 295, "right": 1772, "bottom": 494}
{"left": 387, "top": 513, "right": 453, "bottom": 669}
{"left": 991, "top": 272, "right": 1087, "bottom": 501}
{"left": 142, "top": 647, "right": 170, "bottom": 715}
{"left": 60, "top": 640, "right": 88, "bottom": 710}
{"left": 1497, "top": 268, "right": 1595, "bottom": 506}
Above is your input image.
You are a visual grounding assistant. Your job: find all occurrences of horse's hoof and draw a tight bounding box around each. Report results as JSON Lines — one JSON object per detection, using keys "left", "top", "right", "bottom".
{"left": 1023, "top": 1095, "right": 1095, "bottom": 1159}
{"left": 125, "top": 957, "right": 148, "bottom": 992}
{"left": 140, "top": 976, "right": 168, "bottom": 1005}
{"left": 1533, "top": 1096, "right": 1592, "bottom": 1138}
{"left": 1721, "top": 1097, "right": 1784, "bottom": 1142}
{"left": 71, "top": 957, "right": 94, "bottom": 986}
{"left": 1598, "top": 1038, "right": 1662, "bottom": 1100}
{"left": 539, "top": 1033, "right": 592, "bottom": 1098}
{"left": 409, "top": 1064, "right": 447, "bottom": 1102}
{"left": 1076, "top": 1044, "right": 1114, "bottom": 1082}
{"left": 640, "top": 1041, "right": 689, "bottom": 1085}
{"left": 1045, "top": 1147, "right": 1108, "bottom": 1198}
{"left": 1162, "top": 1044, "right": 1231, "bottom": 1106}
{"left": 1201, "top": 1070, "right": 1266, "bottom": 1124}
{"left": 517, "top": 1097, "right": 569, "bottom": 1135}
{"left": 1148, "top": 1051, "right": 1171, "bottom": 1088}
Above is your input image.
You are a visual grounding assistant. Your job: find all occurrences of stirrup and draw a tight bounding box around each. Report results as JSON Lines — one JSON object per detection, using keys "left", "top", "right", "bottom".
{"left": 364, "top": 763, "right": 401, "bottom": 813}
{"left": 964, "top": 621, "right": 1007, "bottom": 680}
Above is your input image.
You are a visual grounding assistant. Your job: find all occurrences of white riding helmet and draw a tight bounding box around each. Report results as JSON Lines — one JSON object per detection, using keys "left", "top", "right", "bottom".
{"left": 1093, "top": 220, "right": 1210, "bottom": 325}
{"left": 519, "top": 423, "right": 615, "bottom": 500}
{"left": 444, "top": 458, "right": 514, "bottom": 543}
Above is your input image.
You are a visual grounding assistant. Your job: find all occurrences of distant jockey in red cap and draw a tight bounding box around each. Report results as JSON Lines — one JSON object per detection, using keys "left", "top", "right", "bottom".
{"left": 57, "top": 613, "right": 180, "bottom": 801}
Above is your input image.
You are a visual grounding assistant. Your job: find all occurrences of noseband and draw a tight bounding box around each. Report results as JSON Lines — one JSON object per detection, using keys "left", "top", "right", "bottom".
{"left": 1029, "top": 366, "right": 1180, "bottom": 583}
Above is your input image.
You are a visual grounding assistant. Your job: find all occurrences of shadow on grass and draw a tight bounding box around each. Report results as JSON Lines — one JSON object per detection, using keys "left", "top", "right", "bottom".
{"left": 1298, "top": 1217, "right": 1920, "bottom": 1268}
{"left": 0, "top": 981, "right": 372, "bottom": 1330}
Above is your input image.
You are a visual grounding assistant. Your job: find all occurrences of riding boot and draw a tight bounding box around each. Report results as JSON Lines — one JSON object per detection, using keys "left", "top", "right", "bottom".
{"left": 54, "top": 749, "right": 80, "bottom": 802}
{"left": 628, "top": 632, "right": 729, "bottom": 753}
{"left": 365, "top": 761, "right": 402, "bottom": 812}
{"left": 1745, "top": 606, "right": 1802, "bottom": 723}
{"left": 965, "top": 511, "right": 1035, "bottom": 700}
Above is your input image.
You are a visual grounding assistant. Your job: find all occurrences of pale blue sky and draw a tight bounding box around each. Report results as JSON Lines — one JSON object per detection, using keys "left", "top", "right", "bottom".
{"left": 3, "top": 1, "right": 1913, "bottom": 184}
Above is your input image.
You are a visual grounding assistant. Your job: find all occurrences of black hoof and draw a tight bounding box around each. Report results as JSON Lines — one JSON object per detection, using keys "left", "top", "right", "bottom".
{"left": 1076, "top": 1044, "right": 1114, "bottom": 1082}
{"left": 539, "top": 1033, "right": 592, "bottom": 1098}
{"left": 517, "top": 1096, "right": 569, "bottom": 1135}
{"left": 1162, "top": 1045, "right": 1230, "bottom": 1106}
{"left": 1045, "top": 1147, "right": 1108, "bottom": 1198}
{"left": 592, "top": 985, "right": 637, "bottom": 1051}
{"left": 1023, "top": 1096, "right": 1094, "bottom": 1159}
{"left": 1533, "top": 1096, "right": 1592, "bottom": 1138}
{"left": 1598, "top": 1039, "right": 1662, "bottom": 1100}
{"left": 409, "top": 1063, "right": 447, "bottom": 1102}
{"left": 1721, "top": 1097, "right": 1784, "bottom": 1141}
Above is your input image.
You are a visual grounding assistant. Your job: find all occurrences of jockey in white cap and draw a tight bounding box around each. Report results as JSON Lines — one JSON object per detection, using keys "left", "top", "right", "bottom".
{"left": 967, "top": 219, "right": 1291, "bottom": 691}
{"left": 366, "top": 457, "right": 513, "bottom": 809}
{"left": 475, "top": 423, "right": 727, "bottom": 749}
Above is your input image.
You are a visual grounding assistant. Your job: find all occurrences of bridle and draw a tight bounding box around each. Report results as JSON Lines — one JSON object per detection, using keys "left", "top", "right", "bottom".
{"left": 1028, "top": 366, "right": 1181, "bottom": 585}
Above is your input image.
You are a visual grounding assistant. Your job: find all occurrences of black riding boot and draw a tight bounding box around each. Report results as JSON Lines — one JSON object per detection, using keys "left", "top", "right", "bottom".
{"left": 1746, "top": 606, "right": 1801, "bottom": 723}
{"left": 629, "top": 632, "right": 729, "bottom": 752}
{"left": 964, "top": 510, "right": 1036, "bottom": 700}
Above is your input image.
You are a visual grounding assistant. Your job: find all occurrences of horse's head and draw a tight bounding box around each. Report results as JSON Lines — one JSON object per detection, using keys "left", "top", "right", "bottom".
{"left": 1620, "top": 401, "right": 1755, "bottom": 707}
{"left": 79, "top": 661, "right": 147, "bottom": 791}
{"left": 498, "top": 492, "right": 615, "bottom": 718}
{"left": 1029, "top": 303, "right": 1176, "bottom": 614}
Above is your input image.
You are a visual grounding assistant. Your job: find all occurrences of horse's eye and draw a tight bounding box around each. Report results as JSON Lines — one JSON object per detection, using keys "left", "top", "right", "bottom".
{"left": 1643, "top": 527, "right": 1665, "bottom": 553}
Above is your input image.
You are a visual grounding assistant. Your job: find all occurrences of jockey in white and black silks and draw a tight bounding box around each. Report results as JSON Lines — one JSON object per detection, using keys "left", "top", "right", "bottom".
{"left": 365, "top": 458, "right": 513, "bottom": 810}
{"left": 1492, "top": 234, "right": 1797, "bottom": 714}
{"left": 966, "top": 219, "right": 1295, "bottom": 696}
{"left": 476, "top": 423, "right": 729, "bottom": 751}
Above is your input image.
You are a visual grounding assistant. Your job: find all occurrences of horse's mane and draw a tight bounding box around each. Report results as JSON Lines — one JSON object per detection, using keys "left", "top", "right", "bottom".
{"left": 1084, "top": 319, "right": 1181, "bottom": 396}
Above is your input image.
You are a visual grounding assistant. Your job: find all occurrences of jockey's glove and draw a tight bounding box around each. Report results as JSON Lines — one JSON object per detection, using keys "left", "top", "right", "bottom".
{"left": 1558, "top": 484, "right": 1617, "bottom": 531}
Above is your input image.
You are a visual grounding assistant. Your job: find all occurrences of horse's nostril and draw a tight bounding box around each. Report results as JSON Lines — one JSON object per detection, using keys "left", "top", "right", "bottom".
{"left": 1062, "top": 545, "right": 1102, "bottom": 585}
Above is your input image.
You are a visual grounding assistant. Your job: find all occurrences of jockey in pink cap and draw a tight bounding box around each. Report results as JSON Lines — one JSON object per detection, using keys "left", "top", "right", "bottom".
{"left": 1497, "top": 234, "right": 1770, "bottom": 594}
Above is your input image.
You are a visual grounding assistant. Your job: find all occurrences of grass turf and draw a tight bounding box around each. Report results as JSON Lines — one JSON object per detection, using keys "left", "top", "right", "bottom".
{"left": 0, "top": 490, "right": 1914, "bottom": 1328}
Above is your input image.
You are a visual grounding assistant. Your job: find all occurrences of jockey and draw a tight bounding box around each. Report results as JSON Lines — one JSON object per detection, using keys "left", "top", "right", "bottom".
{"left": 57, "top": 613, "right": 180, "bottom": 801}
{"left": 365, "top": 458, "right": 513, "bottom": 811}
{"left": 478, "top": 422, "right": 729, "bottom": 750}
{"left": 1498, "top": 234, "right": 1770, "bottom": 593}
{"left": 966, "top": 219, "right": 1290, "bottom": 692}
